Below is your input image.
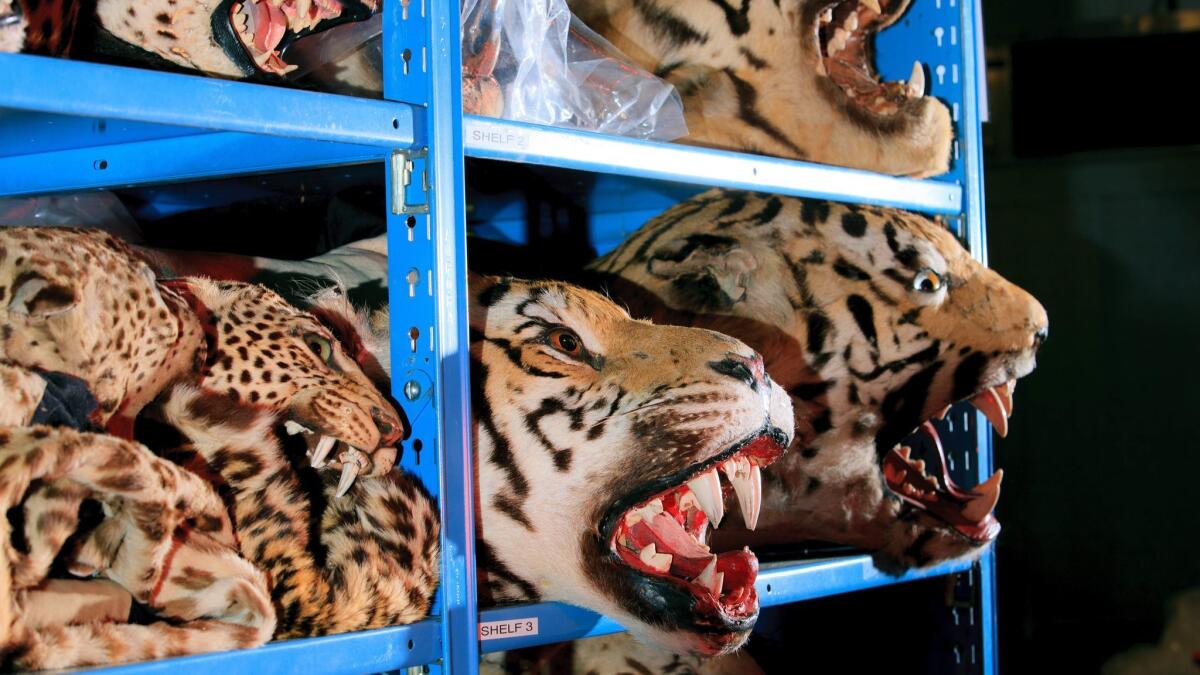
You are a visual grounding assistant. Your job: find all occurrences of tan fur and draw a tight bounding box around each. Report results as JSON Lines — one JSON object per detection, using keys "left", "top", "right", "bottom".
{"left": 172, "top": 277, "right": 404, "bottom": 476}
{"left": 470, "top": 276, "right": 793, "bottom": 656}
{"left": 0, "top": 227, "right": 203, "bottom": 433}
{"left": 590, "top": 189, "right": 1047, "bottom": 571}
{"left": 156, "top": 385, "right": 440, "bottom": 637}
{"left": 570, "top": 0, "right": 952, "bottom": 177}
{"left": 0, "top": 227, "right": 437, "bottom": 665}
{"left": 0, "top": 425, "right": 274, "bottom": 670}
{"left": 95, "top": 0, "right": 245, "bottom": 76}
{"left": 0, "top": 364, "right": 45, "bottom": 426}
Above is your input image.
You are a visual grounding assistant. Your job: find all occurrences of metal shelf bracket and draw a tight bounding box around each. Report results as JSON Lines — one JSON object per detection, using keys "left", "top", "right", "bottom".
{"left": 392, "top": 147, "right": 431, "bottom": 215}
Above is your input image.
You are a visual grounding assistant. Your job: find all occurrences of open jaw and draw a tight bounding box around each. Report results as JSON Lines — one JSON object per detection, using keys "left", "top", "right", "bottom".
{"left": 881, "top": 380, "right": 1016, "bottom": 543}
{"left": 601, "top": 429, "right": 788, "bottom": 648}
{"left": 217, "top": 0, "right": 378, "bottom": 75}
{"left": 282, "top": 419, "right": 395, "bottom": 496}
{"left": 814, "top": 0, "right": 925, "bottom": 116}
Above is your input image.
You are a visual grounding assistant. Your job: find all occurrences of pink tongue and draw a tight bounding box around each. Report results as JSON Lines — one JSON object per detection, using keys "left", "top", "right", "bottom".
{"left": 247, "top": 1, "right": 288, "bottom": 54}
{"left": 629, "top": 513, "right": 713, "bottom": 578}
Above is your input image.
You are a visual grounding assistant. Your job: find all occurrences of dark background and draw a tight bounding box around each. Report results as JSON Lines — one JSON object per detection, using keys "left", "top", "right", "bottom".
{"left": 981, "top": 1, "right": 1200, "bottom": 671}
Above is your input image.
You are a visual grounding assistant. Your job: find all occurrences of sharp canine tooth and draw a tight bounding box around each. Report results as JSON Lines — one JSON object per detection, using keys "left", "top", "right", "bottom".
{"left": 311, "top": 435, "right": 336, "bottom": 467}
{"left": 695, "top": 556, "right": 722, "bottom": 596}
{"left": 844, "top": 12, "right": 858, "bottom": 30}
{"left": 284, "top": 421, "right": 312, "bottom": 436}
{"left": 639, "top": 543, "right": 673, "bottom": 573}
{"left": 994, "top": 381, "right": 1015, "bottom": 416}
{"left": 861, "top": 0, "right": 882, "bottom": 13}
{"left": 335, "top": 460, "right": 359, "bottom": 498}
{"left": 907, "top": 61, "right": 925, "bottom": 97}
{"left": 962, "top": 470, "right": 1003, "bottom": 522}
{"left": 722, "top": 456, "right": 762, "bottom": 530}
{"left": 686, "top": 469, "right": 725, "bottom": 527}
{"left": 971, "top": 389, "right": 1009, "bottom": 438}
{"left": 819, "top": 7, "right": 833, "bottom": 23}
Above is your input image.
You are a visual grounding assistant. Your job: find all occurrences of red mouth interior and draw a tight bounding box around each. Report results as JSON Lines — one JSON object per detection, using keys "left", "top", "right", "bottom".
{"left": 881, "top": 381, "right": 1015, "bottom": 542}
{"left": 611, "top": 435, "right": 783, "bottom": 619}
{"left": 816, "top": 0, "right": 921, "bottom": 115}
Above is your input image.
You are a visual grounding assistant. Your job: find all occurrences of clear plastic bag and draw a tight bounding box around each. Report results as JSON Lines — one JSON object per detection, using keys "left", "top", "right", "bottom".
{"left": 462, "top": 0, "right": 688, "bottom": 140}
{"left": 0, "top": 192, "right": 144, "bottom": 243}
{"left": 291, "top": 0, "right": 687, "bottom": 141}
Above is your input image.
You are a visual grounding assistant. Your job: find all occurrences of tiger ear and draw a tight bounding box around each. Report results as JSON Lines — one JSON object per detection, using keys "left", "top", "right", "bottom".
{"left": 9, "top": 272, "right": 78, "bottom": 322}
{"left": 646, "top": 237, "right": 758, "bottom": 310}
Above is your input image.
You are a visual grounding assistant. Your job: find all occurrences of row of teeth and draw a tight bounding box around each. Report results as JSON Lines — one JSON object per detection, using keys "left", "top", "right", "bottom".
{"left": 893, "top": 445, "right": 1004, "bottom": 523}
{"left": 620, "top": 454, "right": 762, "bottom": 595}
{"left": 268, "top": 0, "right": 340, "bottom": 32}
{"left": 818, "top": 0, "right": 926, "bottom": 100}
{"left": 284, "top": 420, "right": 362, "bottom": 498}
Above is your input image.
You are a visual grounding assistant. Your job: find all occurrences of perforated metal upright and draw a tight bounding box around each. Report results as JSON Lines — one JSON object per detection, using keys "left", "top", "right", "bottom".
{"left": 0, "top": 0, "right": 998, "bottom": 672}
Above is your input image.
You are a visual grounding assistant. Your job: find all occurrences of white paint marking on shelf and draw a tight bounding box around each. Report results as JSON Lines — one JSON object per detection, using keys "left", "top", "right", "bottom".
{"left": 953, "top": 102, "right": 959, "bottom": 122}
{"left": 952, "top": 64, "right": 959, "bottom": 84}
{"left": 479, "top": 617, "right": 539, "bottom": 641}
{"left": 934, "top": 26, "right": 945, "bottom": 47}
{"left": 951, "top": 26, "right": 958, "bottom": 46}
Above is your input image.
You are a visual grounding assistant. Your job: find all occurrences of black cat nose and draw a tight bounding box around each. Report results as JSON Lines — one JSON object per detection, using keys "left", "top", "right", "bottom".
{"left": 709, "top": 352, "right": 765, "bottom": 390}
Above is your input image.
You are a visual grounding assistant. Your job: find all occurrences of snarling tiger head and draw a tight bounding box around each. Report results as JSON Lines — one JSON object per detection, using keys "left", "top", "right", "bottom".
{"left": 471, "top": 276, "right": 793, "bottom": 656}
{"left": 570, "top": 0, "right": 953, "bottom": 177}
{"left": 588, "top": 189, "right": 1048, "bottom": 571}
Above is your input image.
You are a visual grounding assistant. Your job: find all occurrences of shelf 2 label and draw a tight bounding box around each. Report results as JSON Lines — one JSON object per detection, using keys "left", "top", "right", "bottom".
{"left": 478, "top": 617, "right": 539, "bottom": 641}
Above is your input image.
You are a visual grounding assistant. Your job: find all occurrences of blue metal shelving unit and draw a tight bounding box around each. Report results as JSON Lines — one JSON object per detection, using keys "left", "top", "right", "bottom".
{"left": 0, "top": 0, "right": 996, "bottom": 672}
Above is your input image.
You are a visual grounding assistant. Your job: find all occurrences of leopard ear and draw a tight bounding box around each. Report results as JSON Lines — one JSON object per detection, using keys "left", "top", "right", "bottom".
{"left": 646, "top": 236, "right": 758, "bottom": 311}
{"left": 9, "top": 272, "right": 78, "bottom": 321}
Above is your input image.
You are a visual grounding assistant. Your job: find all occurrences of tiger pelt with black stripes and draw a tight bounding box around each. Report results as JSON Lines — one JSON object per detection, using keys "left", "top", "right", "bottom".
{"left": 570, "top": 0, "right": 953, "bottom": 176}
{"left": 587, "top": 189, "right": 1048, "bottom": 572}
{"left": 470, "top": 275, "right": 795, "bottom": 656}
{"left": 140, "top": 239, "right": 799, "bottom": 656}
{"left": 0, "top": 227, "right": 438, "bottom": 667}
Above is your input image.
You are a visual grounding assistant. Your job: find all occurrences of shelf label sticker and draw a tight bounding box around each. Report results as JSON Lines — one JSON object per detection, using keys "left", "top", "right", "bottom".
{"left": 468, "top": 126, "right": 530, "bottom": 151}
{"left": 478, "top": 617, "right": 539, "bottom": 641}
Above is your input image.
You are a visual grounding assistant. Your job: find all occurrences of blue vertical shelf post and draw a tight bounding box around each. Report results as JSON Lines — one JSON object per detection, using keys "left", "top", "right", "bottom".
{"left": 384, "top": 0, "right": 479, "bottom": 673}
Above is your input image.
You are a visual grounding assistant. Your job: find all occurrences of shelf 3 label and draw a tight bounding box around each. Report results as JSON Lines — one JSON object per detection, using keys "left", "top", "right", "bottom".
{"left": 478, "top": 617, "right": 539, "bottom": 641}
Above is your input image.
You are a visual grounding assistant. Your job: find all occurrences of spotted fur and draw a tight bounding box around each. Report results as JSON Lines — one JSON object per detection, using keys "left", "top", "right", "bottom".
{"left": 0, "top": 424, "right": 274, "bottom": 670}
{"left": 0, "top": 227, "right": 203, "bottom": 438}
{"left": 588, "top": 189, "right": 1048, "bottom": 571}
{"left": 570, "top": 0, "right": 953, "bottom": 176}
{"left": 0, "top": 227, "right": 437, "bottom": 665}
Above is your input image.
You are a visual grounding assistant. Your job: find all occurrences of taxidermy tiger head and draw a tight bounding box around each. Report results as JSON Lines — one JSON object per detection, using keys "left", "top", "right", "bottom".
{"left": 471, "top": 276, "right": 793, "bottom": 656}
{"left": 588, "top": 189, "right": 1048, "bottom": 572}
{"left": 570, "top": 0, "right": 953, "bottom": 177}
{"left": 4, "top": 0, "right": 379, "bottom": 77}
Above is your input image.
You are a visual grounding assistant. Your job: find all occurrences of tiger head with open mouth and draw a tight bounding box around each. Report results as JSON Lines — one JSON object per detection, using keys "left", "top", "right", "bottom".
{"left": 470, "top": 275, "right": 794, "bottom": 656}
{"left": 589, "top": 189, "right": 1048, "bottom": 572}
{"left": 570, "top": 0, "right": 953, "bottom": 177}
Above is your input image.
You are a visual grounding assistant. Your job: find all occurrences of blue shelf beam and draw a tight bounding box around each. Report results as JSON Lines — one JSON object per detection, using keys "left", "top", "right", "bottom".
{"left": 0, "top": 131, "right": 380, "bottom": 196}
{"left": 464, "top": 116, "right": 963, "bottom": 215}
{"left": 478, "top": 556, "right": 972, "bottom": 653}
{"left": 0, "top": 54, "right": 415, "bottom": 148}
{"left": 87, "top": 620, "right": 440, "bottom": 675}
